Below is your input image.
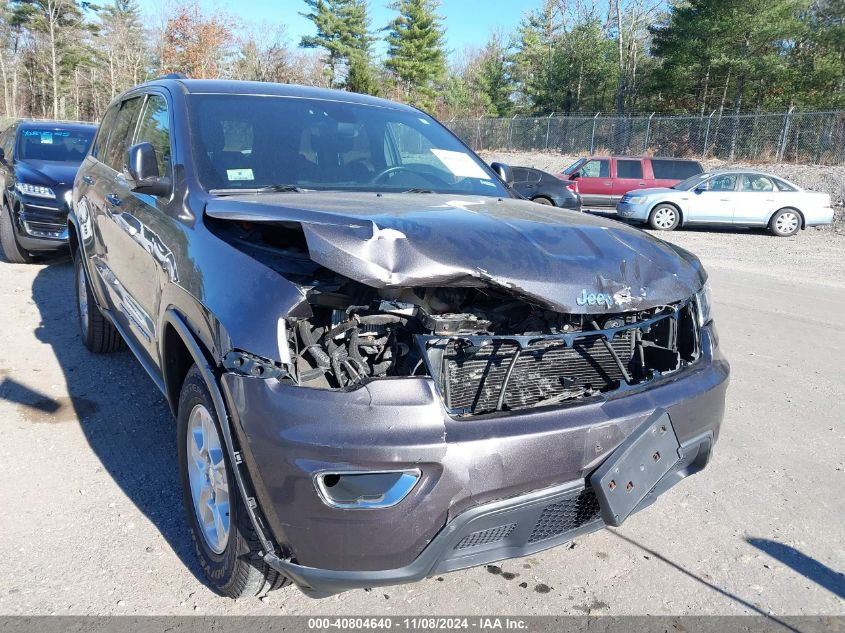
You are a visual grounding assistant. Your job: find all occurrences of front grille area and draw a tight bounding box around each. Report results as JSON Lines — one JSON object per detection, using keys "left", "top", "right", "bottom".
{"left": 527, "top": 489, "right": 602, "bottom": 543}
{"left": 445, "top": 334, "right": 632, "bottom": 414}
{"left": 427, "top": 301, "right": 700, "bottom": 417}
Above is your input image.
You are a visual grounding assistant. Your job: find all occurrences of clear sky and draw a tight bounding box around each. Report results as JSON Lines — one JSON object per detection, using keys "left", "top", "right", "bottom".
{"left": 135, "top": 0, "right": 544, "bottom": 60}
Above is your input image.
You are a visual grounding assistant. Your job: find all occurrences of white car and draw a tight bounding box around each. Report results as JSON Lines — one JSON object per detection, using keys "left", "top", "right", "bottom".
{"left": 616, "top": 170, "right": 834, "bottom": 236}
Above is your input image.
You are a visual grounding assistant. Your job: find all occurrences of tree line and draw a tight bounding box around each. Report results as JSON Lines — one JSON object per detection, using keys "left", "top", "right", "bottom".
{"left": 0, "top": 0, "right": 843, "bottom": 125}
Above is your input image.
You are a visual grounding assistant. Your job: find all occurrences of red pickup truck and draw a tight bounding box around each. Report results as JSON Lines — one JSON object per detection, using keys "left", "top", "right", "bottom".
{"left": 560, "top": 156, "right": 703, "bottom": 208}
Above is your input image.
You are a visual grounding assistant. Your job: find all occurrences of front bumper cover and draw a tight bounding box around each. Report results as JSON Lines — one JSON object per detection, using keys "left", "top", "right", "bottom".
{"left": 266, "top": 429, "right": 712, "bottom": 597}
{"left": 221, "top": 325, "right": 728, "bottom": 595}
{"left": 615, "top": 201, "right": 651, "bottom": 221}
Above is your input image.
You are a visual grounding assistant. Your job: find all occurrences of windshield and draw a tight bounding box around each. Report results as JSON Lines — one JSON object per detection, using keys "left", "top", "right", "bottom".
{"left": 17, "top": 127, "right": 94, "bottom": 162}
{"left": 672, "top": 173, "right": 710, "bottom": 190}
{"left": 188, "top": 94, "right": 509, "bottom": 197}
{"left": 562, "top": 159, "right": 584, "bottom": 175}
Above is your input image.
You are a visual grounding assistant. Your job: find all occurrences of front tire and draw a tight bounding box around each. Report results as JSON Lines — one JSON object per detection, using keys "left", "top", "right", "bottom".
{"left": 531, "top": 196, "right": 554, "bottom": 205}
{"left": 769, "top": 208, "right": 801, "bottom": 237}
{"left": 74, "top": 249, "right": 125, "bottom": 353}
{"left": 0, "top": 203, "right": 35, "bottom": 264}
{"left": 177, "top": 365, "right": 286, "bottom": 598}
{"left": 648, "top": 204, "right": 680, "bottom": 231}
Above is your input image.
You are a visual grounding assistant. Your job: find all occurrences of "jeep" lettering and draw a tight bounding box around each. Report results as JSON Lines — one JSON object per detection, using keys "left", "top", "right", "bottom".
{"left": 576, "top": 288, "right": 614, "bottom": 309}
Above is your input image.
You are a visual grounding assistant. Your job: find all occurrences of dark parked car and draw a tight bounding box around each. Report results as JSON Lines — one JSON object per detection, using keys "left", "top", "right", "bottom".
{"left": 509, "top": 166, "right": 581, "bottom": 210}
{"left": 71, "top": 78, "right": 729, "bottom": 599}
{"left": 560, "top": 156, "right": 703, "bottom": 208}
{"left": 0, "top": 120, "right": 97, "bottom": 262}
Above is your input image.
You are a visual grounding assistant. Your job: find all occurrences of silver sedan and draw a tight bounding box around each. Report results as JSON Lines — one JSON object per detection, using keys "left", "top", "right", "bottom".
{"left": 616, "top": 170, "right": 834, "bottom": 236}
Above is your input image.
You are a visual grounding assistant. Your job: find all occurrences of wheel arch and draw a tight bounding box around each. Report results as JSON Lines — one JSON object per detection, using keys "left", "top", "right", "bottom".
{"left": 160, "top": 308, "right": 217, "bottom": 416}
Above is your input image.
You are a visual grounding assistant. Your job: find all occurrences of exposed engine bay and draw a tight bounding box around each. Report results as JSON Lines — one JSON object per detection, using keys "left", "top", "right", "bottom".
{"left": 212, "top": 218, "right": 703, "bottom": 417}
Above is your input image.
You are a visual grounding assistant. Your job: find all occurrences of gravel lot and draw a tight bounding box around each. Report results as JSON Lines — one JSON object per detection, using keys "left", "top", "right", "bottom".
{"left": 0, "top": 224, "right": 843, "bottom": 616}
{"left": 480, "top": 151, "right": 845, "bottom": 230}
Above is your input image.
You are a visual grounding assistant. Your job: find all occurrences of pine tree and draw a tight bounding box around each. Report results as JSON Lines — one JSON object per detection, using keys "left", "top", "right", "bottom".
{"left": 475, "top": 34, "right": 513, "bottom": 116}
{"left": 300, "top": 0, "right": 375, "bottom": 92}
{"left": 384, "top": 0, "right": 446, "bottom": 110}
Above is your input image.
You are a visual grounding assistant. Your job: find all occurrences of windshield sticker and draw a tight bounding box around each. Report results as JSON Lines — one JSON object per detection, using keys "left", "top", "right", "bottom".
{"left": 430, "top": 149, "right": 491, "bottom": 180}
{"left": 40, "top": 132, "right": 53, "bottom": 144}
{"left": 226, "top": 168, "right": 254, "bottom": 181}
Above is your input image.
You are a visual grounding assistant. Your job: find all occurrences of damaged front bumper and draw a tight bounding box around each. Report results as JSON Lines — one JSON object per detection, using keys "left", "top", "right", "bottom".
{"left": 220, "top": 325, "right": 729, "bottom": 597}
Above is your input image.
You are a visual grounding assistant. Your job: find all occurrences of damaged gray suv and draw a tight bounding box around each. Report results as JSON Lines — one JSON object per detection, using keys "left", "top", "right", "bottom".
{"left": 70, "top": 78, "right": 729, "bottom": 598}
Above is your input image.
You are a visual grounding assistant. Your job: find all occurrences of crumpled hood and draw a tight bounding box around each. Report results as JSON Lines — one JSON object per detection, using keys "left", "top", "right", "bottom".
{"left": 16, "top": 159, "right": 80, "bottom": 186}
{"left": 205, "top": 192, "right": 706, "bottom": 314}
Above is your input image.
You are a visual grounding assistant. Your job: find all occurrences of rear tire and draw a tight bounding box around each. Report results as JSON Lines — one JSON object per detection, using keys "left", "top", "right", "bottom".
{"left": 0, "top": 203, "right": 35, "bottom": 264}
{"left": 648, "top": 204, "right": 680, "bottom": 231}
{"left": 177, "top": 365, "right": 288, "bottom": 598}
{"left": 532, "top": 196, "right": 554, "bottom": 206}
{"left": 769, "top": 208, "right": 801, "bottom": 237}
{"left": 74, "top": 249, "right": 125, "bottom": 353}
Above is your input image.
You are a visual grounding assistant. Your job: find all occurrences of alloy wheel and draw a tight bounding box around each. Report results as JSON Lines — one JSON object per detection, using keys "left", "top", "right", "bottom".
{"left": 186, "top": 404, "right": 230, "bottom": 554}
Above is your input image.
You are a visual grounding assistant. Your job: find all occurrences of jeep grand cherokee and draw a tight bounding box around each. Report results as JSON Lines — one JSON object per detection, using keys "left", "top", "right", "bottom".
{"left": 70, "top": 78, "right": 729, "bottom": 598}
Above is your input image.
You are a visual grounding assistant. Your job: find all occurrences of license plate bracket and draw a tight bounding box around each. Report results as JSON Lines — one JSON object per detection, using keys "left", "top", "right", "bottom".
{"left": 589, "top": 410, "right": 680, "bottom": 526}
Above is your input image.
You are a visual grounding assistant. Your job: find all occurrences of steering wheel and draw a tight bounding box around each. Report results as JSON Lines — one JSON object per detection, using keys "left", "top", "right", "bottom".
{"left": 370, "top": 165, "right": 418, "bottom": 183}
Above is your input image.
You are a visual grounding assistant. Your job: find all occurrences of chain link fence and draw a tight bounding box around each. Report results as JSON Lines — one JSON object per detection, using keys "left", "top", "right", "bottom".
{"left": 447, "top": 110, "right": 845, "bottom": 165}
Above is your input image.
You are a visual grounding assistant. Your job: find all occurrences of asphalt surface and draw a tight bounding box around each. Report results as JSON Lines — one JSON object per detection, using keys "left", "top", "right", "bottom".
{"left": 0, "top": 225, "right": 843, "bottom": 616}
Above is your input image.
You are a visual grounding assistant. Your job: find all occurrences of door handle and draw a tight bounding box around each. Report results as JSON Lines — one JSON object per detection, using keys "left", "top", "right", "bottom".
{"left": 638, "top": 182, "right": 646, "bottom": 186}
{"left": 604, "top": 182, "right": 612, "bottom": 186}
{"left": 82, "top": 175, "right": 95, "bottom": 184}
{"left": 719, "top": 198, "right": 730, "bottom": 201}
{"left": 106, "top": 193, "right": 122, "bottom": 206}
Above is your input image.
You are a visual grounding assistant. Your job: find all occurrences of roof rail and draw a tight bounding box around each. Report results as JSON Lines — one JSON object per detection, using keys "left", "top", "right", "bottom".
{"left": 157, "top": 72, "right": 188, "bottom": 80}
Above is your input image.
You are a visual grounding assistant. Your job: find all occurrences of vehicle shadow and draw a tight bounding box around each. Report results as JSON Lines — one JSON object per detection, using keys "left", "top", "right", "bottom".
{"left": 582, "top": 208, "right": 780, "bottom": 236}
{"left": 609, "top": 531, "right": 801, "bottom": 631}
{"left": 747, "top": 537, "right": 845, "bottom": 600}
{"left": 28, "top": 257, "right": 205, "bottom": 584}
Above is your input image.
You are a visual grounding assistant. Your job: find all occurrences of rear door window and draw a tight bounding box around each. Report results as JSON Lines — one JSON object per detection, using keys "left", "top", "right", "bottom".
{"left": 511, "top": 167, "right": 528, "bottom": 183}
{"left": 652, "top": 159, "right": 702, "bottom": 180}
{"left": 580, "top": 159, "right": 609, "bottom": 178}
{"left": 103, "top": 96, "right": 143, "bottom": 173}
{"left": 741, "top": 174, "right": 774, "bottom": 192}
{"left": 616, "top": 159, "right": 643, "bottom": 179}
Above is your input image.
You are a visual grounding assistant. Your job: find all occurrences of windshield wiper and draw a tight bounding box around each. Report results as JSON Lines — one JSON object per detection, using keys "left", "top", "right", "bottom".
{"left": 401, "top": 188, "right": 435, "bottom": 193}
{"left": 209, "top": 184, "right": 304, "bottom": 195}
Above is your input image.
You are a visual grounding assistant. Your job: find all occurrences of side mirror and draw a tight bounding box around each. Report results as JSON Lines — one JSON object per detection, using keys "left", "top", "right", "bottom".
{"left": 490, "top": 162, "right": 513, "bottom": 185}
{"left": 570, "top": 171, "right": 580, "bottom": 179}
{"left": 0, "top": 147, "right": 6, "bottom": 163}
{"left": 127, "top": 142, "right": 171, "bottom": 197}
{"left": 694, "top": 184, "right": 707, "bottom": 193}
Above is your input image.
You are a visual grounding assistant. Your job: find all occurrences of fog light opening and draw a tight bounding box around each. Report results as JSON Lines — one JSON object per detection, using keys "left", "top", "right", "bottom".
{"left": 314, "top": 470, "right": 420, "bottom": 509}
